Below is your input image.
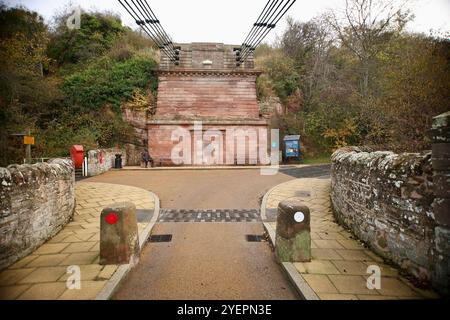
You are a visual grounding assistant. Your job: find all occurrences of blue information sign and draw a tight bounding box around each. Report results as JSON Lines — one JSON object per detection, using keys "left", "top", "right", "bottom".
{"left": 285, "top": 140, "right": 299, "bottom": 157}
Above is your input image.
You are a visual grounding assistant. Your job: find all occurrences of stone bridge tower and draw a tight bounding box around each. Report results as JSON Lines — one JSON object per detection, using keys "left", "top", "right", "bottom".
{"left": 148, "top": 43, "right": 268, "bottom": 166}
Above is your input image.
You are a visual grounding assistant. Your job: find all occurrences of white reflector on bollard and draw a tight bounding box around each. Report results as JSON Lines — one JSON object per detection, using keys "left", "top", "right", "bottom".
{"left": 294, "top": 211, "right": 305, "bottom": 223}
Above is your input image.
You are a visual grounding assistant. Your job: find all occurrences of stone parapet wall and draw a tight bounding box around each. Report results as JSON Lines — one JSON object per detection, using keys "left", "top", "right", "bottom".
{"left": 331, "top": 147, "right": 435, "bottom": 282}
{"left": 331, "top": 111, "right": 450, "bottom": 296}
{"left": 0, "top": 159, "right": 75, "bottom": 270}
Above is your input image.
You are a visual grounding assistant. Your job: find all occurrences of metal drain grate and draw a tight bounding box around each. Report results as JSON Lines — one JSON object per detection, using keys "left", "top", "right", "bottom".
{"left": 158, "top": 209, "right": 261, "bottom": 222}
{"left": 295, "top": 190, "right": 311, "bottom": 197}
{"left": 246, "top": 234, "right": 263, "bottom": 242}
{"left": 149, "top": 234, "right": 172, "bottom": 243}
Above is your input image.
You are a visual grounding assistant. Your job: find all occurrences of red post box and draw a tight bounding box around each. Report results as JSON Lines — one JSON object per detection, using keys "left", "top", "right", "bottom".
{"left": 70, "top": 145, "right": 84, "bottom": 169}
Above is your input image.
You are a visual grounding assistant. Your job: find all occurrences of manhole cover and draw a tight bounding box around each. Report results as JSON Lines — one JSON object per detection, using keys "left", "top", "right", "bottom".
{"left": 295, "top": 190, "right": 311, "bottom": 197}
{"left": 149, "top": 234, "right": 172, "bottom": 243}
{"left": 246, "top": 234, "right": 263, "bottom": 242}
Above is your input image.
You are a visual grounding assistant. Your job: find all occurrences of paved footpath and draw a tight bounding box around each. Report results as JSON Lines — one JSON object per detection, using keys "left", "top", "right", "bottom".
{"left": 0, "top": 182, "right": 156, "bottom": 300}
{"left": 262, "top": 178, "right": 439, "bottom": 300}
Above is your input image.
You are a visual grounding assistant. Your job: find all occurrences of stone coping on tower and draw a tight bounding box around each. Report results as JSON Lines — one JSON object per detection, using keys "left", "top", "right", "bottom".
{"left": 156, "top": 69, "right": 262, "bottom": 77}
{"left": 159, "top": 42, "right": 255, "bottom": 70}
{"left": 147, "top": 119, "right": 268, "bottom": 126}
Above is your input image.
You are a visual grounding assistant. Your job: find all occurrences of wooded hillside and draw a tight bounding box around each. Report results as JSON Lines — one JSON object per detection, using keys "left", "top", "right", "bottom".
{"left": 256, "top": 0, "right": 449, "bottom": 156}
{"left": 0, "top": 4, "right": 158, "bottom": 166}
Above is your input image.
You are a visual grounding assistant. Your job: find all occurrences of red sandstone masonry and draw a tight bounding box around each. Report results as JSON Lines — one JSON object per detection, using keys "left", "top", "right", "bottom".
{"left": 156, "top": 72, "right": 261, "bottom": 120}
{"left": 160, "top": 43, "right": 254, "bottom": 70}
{"left": 148, "top": 123, "right": 269, "bottom": 165}
{"left": 150, "top": 43, "right": 267, "bottom": 165}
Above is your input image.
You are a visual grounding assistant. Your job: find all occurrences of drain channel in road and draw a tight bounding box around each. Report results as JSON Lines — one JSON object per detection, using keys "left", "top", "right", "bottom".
{"left": 158, "top": 208, "right": 261, "bottom": 223}
{"left": 246, "top": 234, "right": 264, "bottom": 242}
{"left": 149, "top": 234, "right": 173, "bottom": 243}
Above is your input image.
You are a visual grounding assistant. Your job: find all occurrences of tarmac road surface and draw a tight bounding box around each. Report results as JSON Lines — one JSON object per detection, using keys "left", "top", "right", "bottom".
{"left": 84, "top": 165, "right": 330, "bottom": 209}
{"left": 113, "top": 223, "right": 298, "bottom": 300}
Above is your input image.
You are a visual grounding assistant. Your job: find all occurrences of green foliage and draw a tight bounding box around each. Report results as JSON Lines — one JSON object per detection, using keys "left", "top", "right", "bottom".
{"left": 62, "top": 55, "right": 157, "bottom": 112}
{"left": 322, "top": 118, "right": 360, "bottom": 149}
{"left": 262, "top": 53, "right": 299, "bottom": 104}
{"left": 124, "top": 88, "right": 153, "bottom": 110}
{"left": 0, "top": 4, "right": 54, "bottom": 165}
{"left": 47, "top": 11, "right": 125, "bottom": 65}
{"left": 0, "top": 4, "right": 47, "bottom": 38}
{"left": 33, "top": 105, "right": 139, "bottom": 159}
{"left": 256, "top": 73, "right": 276, "bottom": 101}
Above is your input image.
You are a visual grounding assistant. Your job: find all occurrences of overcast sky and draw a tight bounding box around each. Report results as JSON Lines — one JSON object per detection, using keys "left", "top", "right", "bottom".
{"left": 5, "top": 0, "right": 450, "bottom": 44}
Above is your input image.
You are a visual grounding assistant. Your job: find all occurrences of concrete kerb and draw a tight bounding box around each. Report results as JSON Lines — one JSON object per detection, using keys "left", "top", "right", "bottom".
{"left": 260, "top": 180, "right": 287, "bottom": 247}
{"left": 282, "top": 263, "right": 319, "bottom": 300}
{"left": 260, "top": 180, "right": 319, "bottom": 301}
{"left": 95, "top": 191, "right": 160, "bottom": 300}
{"left": 138, "top": 191, "right": 160, "bottom": 251}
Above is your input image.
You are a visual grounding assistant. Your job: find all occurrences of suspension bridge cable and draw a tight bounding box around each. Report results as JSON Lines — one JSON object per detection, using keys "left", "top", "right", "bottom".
{"left": 126, "top": 0, "right": 175, "bottom": 57}
{"left": 240, "top": 0, "right": 284, "bottom": 58}
{"left": 240, "top": 0, "right": 296, "bottom": 63}
{"left": 136, "top": 0, "right": 170, "bottom": 46}
{"left": 119, "top": 0, "right": 177, "bottom": 60}
{"left": 254, "top": 0, "right": 296, "bottom": 48}
{"left": 133, "top": 0, "right": 174, "bottom": 51}
{"left": 132, "top": 0, "right": 177, "bottom": 59}
{"left": 241, "top": 0, "right": 274, "bottom": 48}
{"left": 140, "top": 0, "right": 176, "bottom": 50}
{"left": 246, "top": 0, "right": 297, "bottom": 57}
{"left": 134, "top": 0, "right": 173, "bottom": 47}
{"left": 240, "top": 0, "right": 280, "bottom": 58}
{"left": 241, "top": 0, "right": 289, "bottom": 59}
{"left": 142, "top": 0, "right": 172, "bottom": 42}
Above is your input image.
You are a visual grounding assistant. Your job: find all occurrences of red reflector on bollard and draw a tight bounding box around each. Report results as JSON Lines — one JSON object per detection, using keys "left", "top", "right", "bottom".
{"left": 105, "top": 212, "right": 118, "bottom": 225}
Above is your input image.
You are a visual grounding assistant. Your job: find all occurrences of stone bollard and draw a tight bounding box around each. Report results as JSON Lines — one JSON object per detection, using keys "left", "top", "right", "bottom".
{"left": 275, "top": 200, "right": 311, "bottom": 263}
{"left": 100, "top": 202, "right": 140, "bottom": 266}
